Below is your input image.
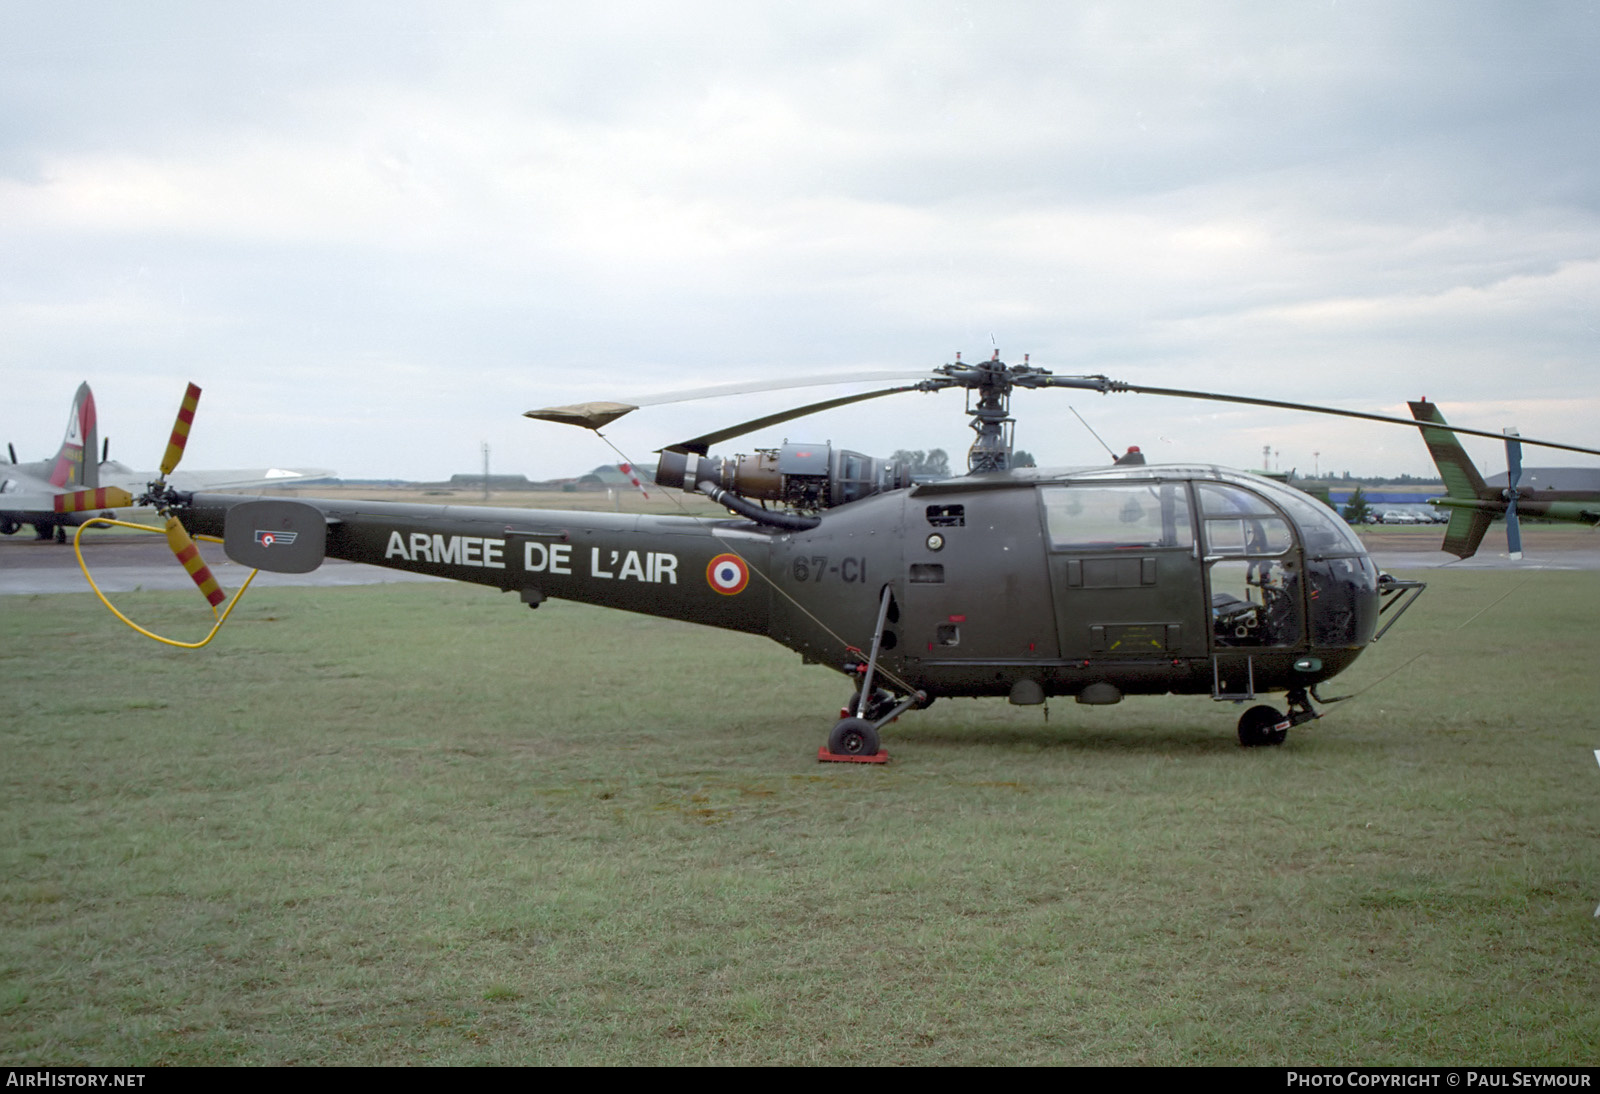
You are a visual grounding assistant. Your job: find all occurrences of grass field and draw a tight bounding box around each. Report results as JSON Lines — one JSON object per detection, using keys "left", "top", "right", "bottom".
{"left": 2, "top": 566, "right": 1597, "bottom": 1065}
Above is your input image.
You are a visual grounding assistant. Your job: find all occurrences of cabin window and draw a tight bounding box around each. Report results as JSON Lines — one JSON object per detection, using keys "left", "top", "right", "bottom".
{"left": 1307, "top": 555, "right": 1379, "bottom": 647}
{"left": 926, "top": 505, "right": 965, "bottom": 527}
{"left": 1041, "top": 484, "right": 1193, "bottom": 551}
{"left": 1197, "top": 484, "right": 1302, "bottom": 647}
{"left": 1197, "top": 484, "right": 1292, "bottom": 556}
{"left": 1271, "top": 489, "right": 1367, "bottom": 558}
{"left": 1209, "top": 558, "right": 1301, "bottom": 647}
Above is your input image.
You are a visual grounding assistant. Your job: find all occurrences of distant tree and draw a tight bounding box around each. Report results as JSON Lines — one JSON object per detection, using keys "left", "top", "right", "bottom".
{"left": 1342, "top": 486, "right": 1372, "bottom": 525}
{"left": 892, "top": 448, "right": 952, "bottom": 478}
{"left": 1011, "top": 449, "right": 1037, "bottom": 468}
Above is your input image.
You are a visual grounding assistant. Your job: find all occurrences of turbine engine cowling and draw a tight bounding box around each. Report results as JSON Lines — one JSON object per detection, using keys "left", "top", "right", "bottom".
{"left": 656, "top": 443, "right": 911, "bottom": 511}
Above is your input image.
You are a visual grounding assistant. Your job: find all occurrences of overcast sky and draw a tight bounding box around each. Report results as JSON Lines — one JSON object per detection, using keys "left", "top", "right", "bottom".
{"left": 3, "top": 1, "right": 1597, "bottom": 482}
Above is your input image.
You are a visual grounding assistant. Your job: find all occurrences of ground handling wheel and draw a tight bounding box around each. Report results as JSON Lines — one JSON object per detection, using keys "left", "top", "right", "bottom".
{"left": 820, "top": 717, "right": 887, "bottom": 764}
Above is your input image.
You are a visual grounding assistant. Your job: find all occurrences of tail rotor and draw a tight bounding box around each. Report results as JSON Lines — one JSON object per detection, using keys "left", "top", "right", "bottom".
{"left": 77, "top": 382, "right": 260, "bottom": 647}
{"left": 144, "top": 383, "right": 230, "bottom": 610}
{"left": 1503, "top": 427, "right": 1524, "bottom": 560}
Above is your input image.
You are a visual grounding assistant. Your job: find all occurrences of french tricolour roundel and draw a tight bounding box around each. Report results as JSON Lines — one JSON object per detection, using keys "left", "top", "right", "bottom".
{"left": 706, "top": 553, "right": 749, "bottom": 596}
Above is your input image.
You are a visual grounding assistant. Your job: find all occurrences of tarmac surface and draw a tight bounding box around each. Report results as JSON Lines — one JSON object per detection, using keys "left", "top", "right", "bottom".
{"left": 2, "top": 525, "right": 1596, "bottom": 597}
{"left": 0, "top": 534, "right": 444, "bottom": 596}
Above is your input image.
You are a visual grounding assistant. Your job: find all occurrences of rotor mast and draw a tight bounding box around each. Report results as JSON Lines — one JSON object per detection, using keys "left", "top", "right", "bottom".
{"left": 928, "top": 351, "right": 1050, "bottom": 473}
{"left": 965, "top": 352, "right": 1015, "bottom": 472}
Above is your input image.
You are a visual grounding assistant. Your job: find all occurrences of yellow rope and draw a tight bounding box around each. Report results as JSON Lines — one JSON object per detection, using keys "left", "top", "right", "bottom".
{"left": 73, "top": 517, "right": 261, "bottom": 649}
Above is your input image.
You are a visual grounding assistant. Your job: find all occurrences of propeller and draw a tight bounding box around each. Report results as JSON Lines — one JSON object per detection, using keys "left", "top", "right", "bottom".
{"left": 1503, "top": 427, "right": 1524, "bottom": 560}
{"left": 53, "top": 486, "right": 135, "bottom": 514}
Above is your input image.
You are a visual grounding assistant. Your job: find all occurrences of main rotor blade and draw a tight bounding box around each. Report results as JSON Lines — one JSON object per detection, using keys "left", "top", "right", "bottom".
{"left": 523, "top": 401, "right": 639, "bottom": 431}
{"left": 624, "top": 370, "right": 933, "bottom": 409}
{"left": 667, "top": 384, "right": 930, "bottom": 455}
{"left": 160, "top": 383, "right": 202, "bottom": 476}
{"left": 525, "top": 370, "right": 933, "bottom": 433}
{"left": 1049, "top": 377, "right": 1600, "bottom": 459}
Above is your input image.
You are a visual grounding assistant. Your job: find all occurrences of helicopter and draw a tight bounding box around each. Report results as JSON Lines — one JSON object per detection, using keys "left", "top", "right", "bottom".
{"left": 85, "top": 356, "right": 1600, "bottom": 759}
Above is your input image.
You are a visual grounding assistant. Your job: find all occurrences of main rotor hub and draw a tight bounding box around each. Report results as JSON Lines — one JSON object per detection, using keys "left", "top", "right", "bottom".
{"left": 926, "top": 353, "right": 1055, "bottom": 472}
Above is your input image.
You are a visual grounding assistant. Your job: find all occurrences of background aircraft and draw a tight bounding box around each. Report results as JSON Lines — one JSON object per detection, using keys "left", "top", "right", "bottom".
{"left": 1408, "top": 399, "right": 1600, "bottom": 559}
{"left": 1, "top": 382, "right": 333, "bottom": 541}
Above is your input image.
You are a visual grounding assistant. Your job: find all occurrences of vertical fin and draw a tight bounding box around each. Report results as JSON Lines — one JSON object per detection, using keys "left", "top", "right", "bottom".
{"left": 48, "top": 382, "right": 98, "bottom": 490}
{"left": 1407, "top": 400, "right": 1492, "bottom": 500}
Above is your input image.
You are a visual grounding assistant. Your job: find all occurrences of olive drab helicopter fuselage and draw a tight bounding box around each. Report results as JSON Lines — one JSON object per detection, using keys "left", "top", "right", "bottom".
{"left": 102, "top": 354, "right": 1600, "bottom": 757}
{"left": 171, "top": 459, "right": 1405, "bottom": 755}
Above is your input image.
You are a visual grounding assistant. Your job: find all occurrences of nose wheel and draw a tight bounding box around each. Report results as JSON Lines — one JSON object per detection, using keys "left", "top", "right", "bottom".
{"left": 1237, "top": 688, "right": 1319, "bottom": 747}
{"left": 1237, "top": 705, "right": 1289, "bottom": 747}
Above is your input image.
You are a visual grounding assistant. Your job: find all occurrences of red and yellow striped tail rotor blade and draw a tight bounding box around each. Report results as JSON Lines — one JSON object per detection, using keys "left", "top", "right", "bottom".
{"left": 53, "top": 487, "right": 135, "bottom": 514}
{"left": 160, "top": 383, "right": 202, "bottom": 477}
{"left": 164, "top": 516, "right": 226, "bottom": 610}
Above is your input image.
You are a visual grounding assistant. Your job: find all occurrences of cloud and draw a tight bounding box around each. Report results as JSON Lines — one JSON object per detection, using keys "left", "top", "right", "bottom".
{"left": 1, "top": 2, "right": 1597, "bottom": 481}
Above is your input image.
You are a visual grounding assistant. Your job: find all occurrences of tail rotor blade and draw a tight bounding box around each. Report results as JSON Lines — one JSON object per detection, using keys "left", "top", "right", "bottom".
{"left": 1504, "top": 428, "right": 1524, "bottom": 560}
{"left": 164, "top": 516, "right": 226, "bottom": 610}
{"left": 160, "top": 383, "right": 202, "bottom": 477}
